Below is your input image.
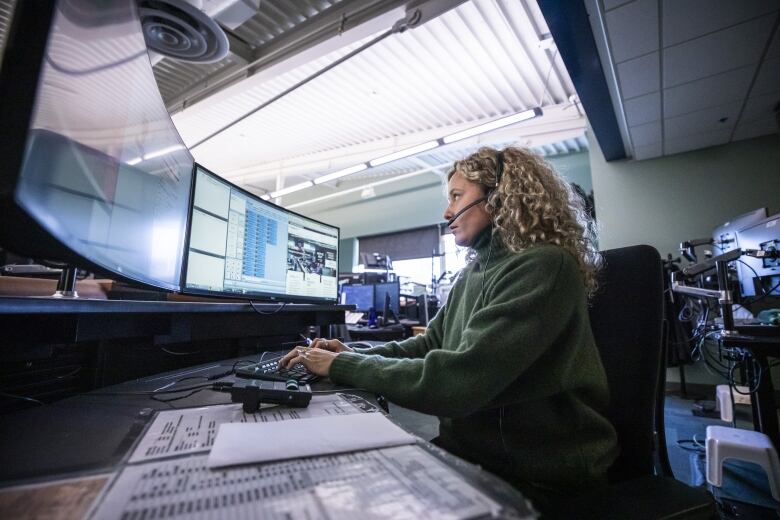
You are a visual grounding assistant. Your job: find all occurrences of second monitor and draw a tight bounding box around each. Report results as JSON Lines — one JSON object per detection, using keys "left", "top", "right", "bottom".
{"left": 182, "top": 165, "right": 339, "bottom": 303}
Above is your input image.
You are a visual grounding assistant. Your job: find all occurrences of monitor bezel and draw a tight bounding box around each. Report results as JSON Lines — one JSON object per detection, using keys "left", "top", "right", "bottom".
{"left": 180, "top": 163, "right": 340, "bottom": 303}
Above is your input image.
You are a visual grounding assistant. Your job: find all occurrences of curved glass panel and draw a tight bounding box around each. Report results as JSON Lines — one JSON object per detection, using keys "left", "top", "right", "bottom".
{"left": 15, "top": 0, "right": 194, "bottom": 290}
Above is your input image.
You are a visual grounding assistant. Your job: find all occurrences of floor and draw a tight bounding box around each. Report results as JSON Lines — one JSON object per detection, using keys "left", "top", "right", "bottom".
{"left": 664, "top": 391, "right": 780, "bottom": 519}
{"left": 389, "top": 392, "right": 780, "bottom": 519}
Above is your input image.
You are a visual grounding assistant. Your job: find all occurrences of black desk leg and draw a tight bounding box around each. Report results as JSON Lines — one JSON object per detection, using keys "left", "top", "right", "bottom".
{"left": 749, "top": 353, "right": 780, "bottom": 448}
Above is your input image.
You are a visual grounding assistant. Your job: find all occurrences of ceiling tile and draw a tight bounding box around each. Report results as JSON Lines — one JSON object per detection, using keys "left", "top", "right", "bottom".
{"left": 629, "top": 120, "right": 662, "bottom": 146}
{"left": 741, "top": 92, "right": 780, "bottom": 123}
{"left": 624, "top": 91, "right": 660, "bottom": 126}
{"left": 663, "top": 16, "right": 775, "bottom": 88}
{"left": 617, "top": 52, "right": 660, "bottom": 99}
{"left": 732, "top": 116, "right": 779, "bottom": 141}
{"left": 633, "top": 141, "right": 663, "bottom": 160}
{"left": 663, "top": 65, "right": 755, "bottom": 117}
{"left": 605, "top": 0, "right": 659, "bottom": 63}
{"left": 664, "top": 102, "right": 741, "bottom": 140}
{"left": 662, "top": 0, "right": 779, "bottom": 47}
{"left": 751, "top": 57, "right": 780, "bottom": 96}
{"left": 664, "top": 128, "right": 731, "bottom": 155}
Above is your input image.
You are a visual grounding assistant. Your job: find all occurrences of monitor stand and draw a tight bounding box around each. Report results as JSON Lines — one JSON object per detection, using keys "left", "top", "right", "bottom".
{"left": 52, "top": 266, "right": 79, "bottom": 298}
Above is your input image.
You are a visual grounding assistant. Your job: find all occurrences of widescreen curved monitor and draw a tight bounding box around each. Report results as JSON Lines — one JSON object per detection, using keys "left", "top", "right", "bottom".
{"left": 182, "top": 166, "right": 339, "bottom": 303}
{"left": 0, "top": 0, "right": 194, "bottom": 291}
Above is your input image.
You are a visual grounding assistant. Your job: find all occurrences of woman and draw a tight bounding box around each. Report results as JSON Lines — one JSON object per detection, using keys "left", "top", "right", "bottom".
{"left": 281, "top": 146, "right": 618, "bottom": 510}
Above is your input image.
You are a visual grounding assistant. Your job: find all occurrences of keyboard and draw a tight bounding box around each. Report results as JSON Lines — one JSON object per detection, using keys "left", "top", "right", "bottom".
{"left": 235, "top": 356, "right": 320, "bottom": 384}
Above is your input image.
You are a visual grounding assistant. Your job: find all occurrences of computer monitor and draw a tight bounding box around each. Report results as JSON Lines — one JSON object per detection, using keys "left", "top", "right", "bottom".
{"left": 711, "top": 208, "right": 768, "bottom": 254}
{"left": 340, "top": 284, "right": 374, "bottom": 312}
{"left": 182, "top": 165, "right": 339, "bottom": 302}
{"left": 374, "top": 281, "right": 400, "bottom": 316}
{"left": 0, "top": 1, "right": 195, "bottom": 291}
{"left": 735, "top": 214, "right": 780, "bottom": 297}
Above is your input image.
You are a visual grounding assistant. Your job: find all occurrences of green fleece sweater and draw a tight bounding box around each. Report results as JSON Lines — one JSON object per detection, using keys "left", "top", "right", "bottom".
{"left": 330, "top": 229, "right": 618, "bottom": 500}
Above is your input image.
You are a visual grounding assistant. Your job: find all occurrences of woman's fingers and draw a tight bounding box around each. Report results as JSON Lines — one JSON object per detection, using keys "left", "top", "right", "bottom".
{"left": 310, "top": 338, "right": 336, "bottom": 351}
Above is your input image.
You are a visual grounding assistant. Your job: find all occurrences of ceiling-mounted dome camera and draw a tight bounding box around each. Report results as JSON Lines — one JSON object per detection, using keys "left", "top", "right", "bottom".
{"left": 138, "top": 0, "right": 229, "bottom": 63}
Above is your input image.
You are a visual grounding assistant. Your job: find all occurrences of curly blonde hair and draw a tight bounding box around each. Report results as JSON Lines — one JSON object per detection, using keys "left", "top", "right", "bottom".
{"left": 448, "top": 146, "right": 601, "bottom": 298}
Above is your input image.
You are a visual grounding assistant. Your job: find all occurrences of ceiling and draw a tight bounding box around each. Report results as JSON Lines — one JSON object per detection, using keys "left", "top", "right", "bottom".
{"left": 0, "top": 0, "right": 587, "bottom": 207}
{"left": 586, "top": 0, "right": 780, "bottom": 160}
{"left": 162, "top": 0, "right": 586, "bottom": 205}
{"left": 13, "top": 1, "right": 776, "bottom": 209}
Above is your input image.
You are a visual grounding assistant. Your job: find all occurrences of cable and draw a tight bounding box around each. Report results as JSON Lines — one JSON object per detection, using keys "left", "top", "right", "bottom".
{"left": 248, "top": 301, "right": 287, "bottom": 315}
{"left": 537, "top": 47, "right": 560, "bottom": 107}
{"left": 160, "top": 346, "right": 202, "bottom": 356}
{"left": 0, "top": 391, "right": 44, "bottom": 406}
{"left": 676, "top": 436, "right": 706, "bottom": 454}
{"left": 745, "top": 279, "right": 780, "bottom": 305}
{"left": 90, "top": 382, "right": 221, "bottom": 397}
{"left": 150, "top": 387, "right": 210, "bottom": 404}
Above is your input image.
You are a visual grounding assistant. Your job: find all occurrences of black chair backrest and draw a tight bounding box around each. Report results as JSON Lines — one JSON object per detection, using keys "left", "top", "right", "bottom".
{"left": 588, "top": 245, "right": 666, "bottom": 482}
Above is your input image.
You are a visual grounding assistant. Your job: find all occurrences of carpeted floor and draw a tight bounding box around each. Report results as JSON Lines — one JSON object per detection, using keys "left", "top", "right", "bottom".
{"left": 665, "top": 391, "right": 780, "bottom": 519}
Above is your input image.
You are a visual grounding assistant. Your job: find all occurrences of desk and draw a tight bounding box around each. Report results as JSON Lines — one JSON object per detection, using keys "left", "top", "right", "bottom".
{"left": 0, "top": 358, "right": 535, "bottom": 519}
{"left": 347, "top": 323, "right": 406, "bottom": 342}
{"left": 0, "top": 296, "right": 352, "bottom": 401}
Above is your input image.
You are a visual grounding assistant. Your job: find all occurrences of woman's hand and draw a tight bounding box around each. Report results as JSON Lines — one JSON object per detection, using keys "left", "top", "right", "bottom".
{"left": 279, "top": 338, "right": 353, "bottom": 377}
{"left": 308, "top": 338, "right": 353, "bottom": 354}
{"left": 279, "top": 346, "right": 339, "bottom": 377}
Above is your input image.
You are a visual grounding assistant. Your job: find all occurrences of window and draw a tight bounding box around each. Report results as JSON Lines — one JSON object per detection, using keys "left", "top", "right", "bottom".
{"left": 441, "top": 233, "right": 468, "bottom": 279}
{"left": 392, "top": 256, "right": 442, "bottom": 287}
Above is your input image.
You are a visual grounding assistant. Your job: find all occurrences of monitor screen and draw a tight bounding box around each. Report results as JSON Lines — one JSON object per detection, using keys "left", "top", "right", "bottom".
{"left": 340, "top": 285, "right": 375, "bottom": 312}
{"left": 183, "top": 166, "right": 339, "bottom": 302}
{"left": 711, "top": 208, "right": 767, "bottom": 254}
{"left": 0, "top": 1, "right": 194, "bottom": 291}
{"left": 374, "top": 281, "right": 400, "bottom": 316}
{"left": 735, "top": 214, "right": 780, "bottom": 297}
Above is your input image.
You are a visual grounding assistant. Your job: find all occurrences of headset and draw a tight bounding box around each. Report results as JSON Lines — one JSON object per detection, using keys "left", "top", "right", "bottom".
{"left": 446, "top": 151, "right": 503, "bottom": 227}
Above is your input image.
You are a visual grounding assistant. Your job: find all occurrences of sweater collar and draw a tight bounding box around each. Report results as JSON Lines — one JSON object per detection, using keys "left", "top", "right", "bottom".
{"left": 471, "top": 226, "right": 507, "bottom": 262}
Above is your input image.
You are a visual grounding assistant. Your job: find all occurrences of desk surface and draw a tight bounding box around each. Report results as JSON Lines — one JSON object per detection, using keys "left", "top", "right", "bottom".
{"left": 0, "top": 357, "right": 534, "bottom": 519}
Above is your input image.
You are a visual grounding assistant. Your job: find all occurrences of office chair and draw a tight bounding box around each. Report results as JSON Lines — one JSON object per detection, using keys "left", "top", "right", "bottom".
{"left": 547, "top": 245, "right": 716, "bottom": 519}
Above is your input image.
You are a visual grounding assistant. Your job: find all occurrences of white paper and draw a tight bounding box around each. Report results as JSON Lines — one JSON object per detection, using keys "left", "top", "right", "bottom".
{"left": 207, "top": 412, "right": 416, "bottom": 468}
{"left": 89, "top": 446, "right": 519, "bottom": 520}
{"left": 129, "top": 393, "right": 378, "bottom": 463}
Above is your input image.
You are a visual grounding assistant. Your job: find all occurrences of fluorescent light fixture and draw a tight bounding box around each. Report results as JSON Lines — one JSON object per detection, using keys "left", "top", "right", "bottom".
{"left": 126, "top": 157, "right": 143, "bottom": 166}
{"left": 287, "top": 163, "right": 444, "bottom": 209}
{"left": 270, "top": 181, "right": 314, "bottom": 198}
{"left": 313, "top": 163, "right": 367, "bottom": 185}
{"left": 143, "top": 144, "right": 186, "bottom": 160}
{"left": 368, "top": 140, "right": 440, "bottom": 167}
{"left": 441, "top": 108, "right": 542, "bottom": 144}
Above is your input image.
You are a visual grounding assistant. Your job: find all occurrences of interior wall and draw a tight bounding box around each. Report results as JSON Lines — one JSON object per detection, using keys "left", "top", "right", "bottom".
{"left": 302, "top": 152, "right": 593, "bottom": 240}
{"left": 589, "top": 132, "right": 780, "bottom": 258}
{"left": 338, "top": 238, "right": 358, "bottom": 273}
{"left": 589, "top": 131, "right": 780, "bottom": 386}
